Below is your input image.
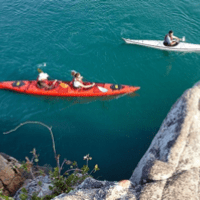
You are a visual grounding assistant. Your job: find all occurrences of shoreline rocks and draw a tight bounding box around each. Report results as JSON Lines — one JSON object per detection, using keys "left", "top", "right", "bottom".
{"left": 0, "top": 153, "right": 25, "bottom": 196}
{"left": 14, "top": 175, "right": 53, "bottom": 200}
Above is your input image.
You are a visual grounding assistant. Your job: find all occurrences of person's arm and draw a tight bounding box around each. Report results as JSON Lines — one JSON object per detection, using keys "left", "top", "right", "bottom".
{"left": 40, "top": 80, "right": 57, "bottom": 89}
{"left": 49, "top": 79, "right": 58, "bottom": 89}
{"left": 52, "top": 79, "right": 57, "bottom": 85}
{"left": 40, "top": 82, "right": 52, "bottom": 89}
{"left": 172, "top": 35, "right": 180, "bottom": 41}
{"left": 79, "top": 82, "right": 95, "bottom": 88}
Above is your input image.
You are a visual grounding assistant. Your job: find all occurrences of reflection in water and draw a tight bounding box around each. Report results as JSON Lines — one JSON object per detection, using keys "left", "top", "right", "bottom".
{"left": 165, "top": 65, "right": 172, "bottom": 76}
{"left": 36, "top": 92, "right": 140, "bottom": 111}
{"left": 1, "top": 89, "right": 139, "bottom": 115}
{"left": 162, "top": 50, "right": 175, "bottom": 76}
{"left": 127, "top": 92, "right": 139, "bottom": 98}
{"left": 162, "top": 50, "right": 170, "bottom": 57}
{"left": 39, "top": 92, "right": 139, "bottom": 104}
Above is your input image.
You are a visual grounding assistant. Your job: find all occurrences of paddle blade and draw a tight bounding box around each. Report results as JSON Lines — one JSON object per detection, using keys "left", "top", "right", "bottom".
{"left": 97, "top": 86, "right": 108, "bottom": 93}
{"left": 37, "top": 68, "right": 43, "bottom": 73}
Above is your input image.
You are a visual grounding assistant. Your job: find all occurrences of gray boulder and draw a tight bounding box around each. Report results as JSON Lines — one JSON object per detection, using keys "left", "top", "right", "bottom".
{"left": 14, "top": 175, "right": 53, "bottom": 200}
{"left": 53, "top": 177, "right": 136, "bottom": 200}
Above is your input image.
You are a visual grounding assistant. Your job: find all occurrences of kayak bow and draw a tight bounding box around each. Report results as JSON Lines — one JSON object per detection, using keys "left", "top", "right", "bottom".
{"left": 0, "top": 80, "right": 140, "bottom": 97}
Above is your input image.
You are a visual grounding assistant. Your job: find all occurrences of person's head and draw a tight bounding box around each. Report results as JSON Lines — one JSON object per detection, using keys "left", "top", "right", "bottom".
{"left": 75, "top": 73, "right": 80, "bottom": 77}
{"left": 75, "top": 73, "right": 82, "bottom": 79}
{"left": 169, "top": 30, "right": 173, "bottom": 37}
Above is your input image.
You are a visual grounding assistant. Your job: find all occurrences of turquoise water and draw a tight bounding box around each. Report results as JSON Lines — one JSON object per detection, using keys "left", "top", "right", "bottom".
{"left": 0, "top": 0, "right": 200, "bottom": 181}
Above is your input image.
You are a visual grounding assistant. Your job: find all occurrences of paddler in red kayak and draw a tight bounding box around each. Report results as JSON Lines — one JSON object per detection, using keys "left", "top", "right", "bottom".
{"left": 37, "top": 70, "right": 57, "bottom": 90}
{"left": 71, "top": 71, "right": 95, "bottom": 89}
{"left": 164, "top": 30, "right": 180, "bottom": 46}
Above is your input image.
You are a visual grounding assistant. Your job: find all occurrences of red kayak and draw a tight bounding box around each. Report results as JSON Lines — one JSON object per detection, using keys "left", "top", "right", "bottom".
{"left": 0, "top": 80, "right": 140, "bottom": 97}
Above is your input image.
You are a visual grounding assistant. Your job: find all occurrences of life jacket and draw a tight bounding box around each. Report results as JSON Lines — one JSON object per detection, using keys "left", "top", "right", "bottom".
{"left": 164, "top": 34, "right": 173, "bottom": 46}
{"left": 72, "top": 78, "right": 84, "bottom": 88}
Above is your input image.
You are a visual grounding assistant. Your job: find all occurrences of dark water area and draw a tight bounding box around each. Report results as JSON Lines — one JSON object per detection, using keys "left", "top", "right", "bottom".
{"left": 0, "top": 0, "right": 200, "bottom": 181}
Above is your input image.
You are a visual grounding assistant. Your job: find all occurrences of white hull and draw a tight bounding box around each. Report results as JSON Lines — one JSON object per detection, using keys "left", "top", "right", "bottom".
{"left": 123, "top": 38, "right": 200, "bottom": 52}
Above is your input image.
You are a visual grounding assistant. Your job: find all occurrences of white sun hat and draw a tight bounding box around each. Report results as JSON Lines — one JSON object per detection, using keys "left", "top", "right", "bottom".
{"left": 38, "top": 72, "right": 49, "bottom": 81}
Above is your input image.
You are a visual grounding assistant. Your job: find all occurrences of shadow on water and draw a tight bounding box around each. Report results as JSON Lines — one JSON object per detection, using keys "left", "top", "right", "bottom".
{"left": 0, "top": 89, "right": 140, "bottom": 116}
{"left": 39, "top": 92, "right": 140, "bottom": 111}
{"left": 162, "top": 50, "right": 170, "bottom": 57}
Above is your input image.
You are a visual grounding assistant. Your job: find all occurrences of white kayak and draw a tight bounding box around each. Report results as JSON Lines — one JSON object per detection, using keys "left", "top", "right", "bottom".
{"left": 123, "top": 38, "right": 200, "bottom": 52}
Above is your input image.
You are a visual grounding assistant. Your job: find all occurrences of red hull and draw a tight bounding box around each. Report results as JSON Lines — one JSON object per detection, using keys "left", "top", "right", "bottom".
{"left": 0, "top": 80, "right": 140, "bottom": 97}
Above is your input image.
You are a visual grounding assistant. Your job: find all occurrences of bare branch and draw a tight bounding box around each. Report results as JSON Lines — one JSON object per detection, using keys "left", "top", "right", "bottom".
{"left": 3, "top": 121, "right": 57, "bottom": 166}
{"left": 30, "top": 167, "right": 35, "bottom": 179}
{"left": 89, "top": 169, "right": 94, "bottom": 175}
{"left": 60, "top": 159, "right": 67, "bottom": 174}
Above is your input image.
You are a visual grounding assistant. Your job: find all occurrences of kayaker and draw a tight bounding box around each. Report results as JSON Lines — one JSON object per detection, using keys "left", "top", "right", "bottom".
{"left": 164, "top": 30, "right": 180, "bottom": 46}
{"left": 72, "top": 72, "right": 95, "bottom": 89}
{"left": 37, "top": 72, "right": 57, "bottom": 90}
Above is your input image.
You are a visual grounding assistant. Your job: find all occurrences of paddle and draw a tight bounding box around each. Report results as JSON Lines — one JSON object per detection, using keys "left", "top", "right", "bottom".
{"left": 82, "top": 78, "right": 108, "bottom": 93}
{"left": 182, "top": 36, "right": 185, "bottom": 42}
{"left": 179, "top": 36, "right": 185, "bottom": 42}
{"left": 37, "top": 68, "right": 43, "bottom": 73}
{"left": 172, "top": 36, "right": 185, "bottom": 43}
{"left": 97, "top": 86, "right": 108, "bottom": 93}
{"left": 83, "top": 79, "right": 108, "bottom": 93}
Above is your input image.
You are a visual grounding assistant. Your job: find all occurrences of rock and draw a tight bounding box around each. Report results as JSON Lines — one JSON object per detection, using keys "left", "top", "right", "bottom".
{"left": 162, "top": 168, "right": 199, "bottom": 200}
{"left": 0, "top": 180, "right": 3, "bottom": 189}
{"left": 14, "top": 175, "right": 53, "bottom": 200}
{"left": 77, "top": 177, "right": 115, "bottom": 190}
{"left": 6, "top": 174, "right": 25, "bottom": 196}
{"left": 0, "top": 153, "right": 21, "bottom": 169}
{"left": 129, "top": 82, "right": 200, "bottom": 199}
{"left": 0, "top": 155, "right": 15, "bottom": 185}
{"left": 118, "top": 180, "right": 132, "bottom": 189}
{"left": 52, "top": 177, "right": 136, "bottom": 200}
{"left": 0, "top": 153, "right": 25, "bottom": 196}
{"left": 139, "top": 180, "right": 167, "bottom": 200}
